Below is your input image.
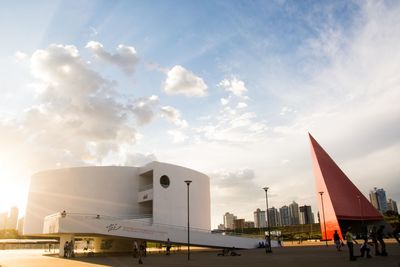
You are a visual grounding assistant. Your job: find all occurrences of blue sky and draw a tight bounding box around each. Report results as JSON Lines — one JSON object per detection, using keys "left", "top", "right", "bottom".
{"left": 0, "top": 0, "right": 399, "bottom": 228}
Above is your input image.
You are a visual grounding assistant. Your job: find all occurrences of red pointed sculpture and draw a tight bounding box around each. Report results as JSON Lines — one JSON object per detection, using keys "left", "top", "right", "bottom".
{"left": 309, "top": 133, "right": 383, "bottom": 240}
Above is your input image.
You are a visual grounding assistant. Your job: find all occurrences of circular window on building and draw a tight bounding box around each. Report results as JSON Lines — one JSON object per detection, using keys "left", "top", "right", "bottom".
{"left": 160, "top": 175, "right": 170, "bottom": 188}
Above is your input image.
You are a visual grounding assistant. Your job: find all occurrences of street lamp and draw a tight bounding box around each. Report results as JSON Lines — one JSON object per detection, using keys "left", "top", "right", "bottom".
{"left": 263, "top": 187, "right": 272, "bottom": 253}
{"left": 319, "top": 191, "right": 328, "bottom": 247}
{"left": 184, "top": 180, "right": 192, "bottom": 260}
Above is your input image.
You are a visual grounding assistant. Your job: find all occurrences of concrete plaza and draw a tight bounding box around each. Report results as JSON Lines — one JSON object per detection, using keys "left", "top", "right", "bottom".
{"left": 0, "top": 242, "right": 399, "bottom": 267}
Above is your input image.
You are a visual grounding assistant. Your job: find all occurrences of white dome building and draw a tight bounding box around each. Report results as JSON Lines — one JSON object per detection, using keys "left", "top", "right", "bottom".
{"left": 24, "top": 161, "right": 265, "bottom": 255}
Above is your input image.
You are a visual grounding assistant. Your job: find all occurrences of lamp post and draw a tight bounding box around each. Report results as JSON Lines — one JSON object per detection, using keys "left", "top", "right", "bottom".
{"left": 319, "top": 191, "right": 328, "bottom": 247}
{"left": 263, "top": 187, "right": 272, "bottom": 253}
{"left": 184, "top": 180, "right": 192, "bottom": 260}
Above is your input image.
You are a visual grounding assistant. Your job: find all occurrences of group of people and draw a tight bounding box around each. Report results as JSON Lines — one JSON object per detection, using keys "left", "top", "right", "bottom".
{"left": 63, "top": 241, "right": 74, "bottom": 258}
{"left": 333, "top": 225, "right": 389, "bottom": 261}
{"left": 133, "top": 240, "right": 147, "bottom": 264}
{"left": 133, "top": 238, "right": 172, "bottom": 264}
{"left": 217, "top": 247, "right": 241, "bottom": 256}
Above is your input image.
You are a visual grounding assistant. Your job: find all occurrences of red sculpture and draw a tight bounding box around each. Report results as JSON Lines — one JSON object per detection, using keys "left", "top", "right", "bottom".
{"left": 309, "top": 133, "right": 383, "bottom": 240}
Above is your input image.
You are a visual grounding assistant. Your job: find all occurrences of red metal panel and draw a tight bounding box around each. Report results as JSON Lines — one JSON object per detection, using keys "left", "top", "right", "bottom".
{"left": 309, "top": 133, "right": 383, "bottom": 239}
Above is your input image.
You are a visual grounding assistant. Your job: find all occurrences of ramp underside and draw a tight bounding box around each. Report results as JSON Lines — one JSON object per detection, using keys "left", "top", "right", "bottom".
{"left": 44, "top": 215, "right": 270, "bottom": 249}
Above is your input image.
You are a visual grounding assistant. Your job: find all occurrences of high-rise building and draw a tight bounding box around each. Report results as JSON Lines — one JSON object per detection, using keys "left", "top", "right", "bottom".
{"left": 17, "top": 217, "right": 24, "bottom": 235}
{"left": 279, "top": 205, "right": 290, "bottom": 226}
{"left": 369, "top": 189, "right": 379, "bottom": 210}
{"left": 234, "top": 219, "right": 245, "bottom": 230}
{"left": 288, "top": 201, "right": 300, "bottom": 225}
{"left": 6, "top": 206, "right": 19, "bottom": 230}
{"left": 0, "top": 212, "right": 7, "bottom": 230}
{"left": 369, "top": 188, "right": 388, "bottom": 213}
{"left": 253, "top": 208, "right": 266, "bottom": 228}
{"left": 387, "top": 198, "right": 398, "bottom": 213}
{"left": 299, "top": 205, "right": 314, "bottom": 224}
{"left": 223, "top": 212, "right": 236, "bottom": 230}
{"left": 267, "top": 207, "right": 280, "bottom": 227}
{"left": 244, "top": 221, "right": 255, "bottom": 228}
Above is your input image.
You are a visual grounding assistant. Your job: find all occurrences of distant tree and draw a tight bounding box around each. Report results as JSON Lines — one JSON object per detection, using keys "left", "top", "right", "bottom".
{"left": 384, "top": 210, "right": 399, "bottom": 217}
{"left": 0, "top": 229, "right": 20, "bottom": 239}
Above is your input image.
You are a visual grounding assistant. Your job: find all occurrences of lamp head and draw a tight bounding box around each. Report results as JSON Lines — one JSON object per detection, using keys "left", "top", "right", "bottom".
{"left": 263, "top": 187, "right": 269, "bottom": 192}
{"left": 318, "top": 191, "right": 324, "bottom": 195}
{"left": 184, "top": 180, "right": 192, "bottom": 185}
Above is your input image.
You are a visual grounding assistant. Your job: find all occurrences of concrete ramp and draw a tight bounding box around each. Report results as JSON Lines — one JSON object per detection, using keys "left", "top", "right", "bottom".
{"left": 44, "top": 213, "right": 272, "bottom": 249}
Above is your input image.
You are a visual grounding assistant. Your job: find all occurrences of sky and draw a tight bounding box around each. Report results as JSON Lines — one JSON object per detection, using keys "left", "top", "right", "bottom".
{"left": 0, "top": 0, "right": 399, "bottom": 229}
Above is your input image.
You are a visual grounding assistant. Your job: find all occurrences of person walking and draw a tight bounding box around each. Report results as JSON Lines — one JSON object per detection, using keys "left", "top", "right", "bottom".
{"left": 166, "top": 238, "right": 171, "bottom": 256}
{"left": 345, "top": 227, "right": 357, "bottom": 261}
{"left": 133, "top": 240, "right": 139, "bottom": 258}
{"left": 68, "top": 240, "right": 74, "bottom": 258}
{"left": 138, "top": 242, "right": 143, "bottom": 264}
{"left": 63, "top": 241, "right": 69, "bottom": 258}
{"left": 393, "top": 224, "right": 400, "bottom": 244}
{"left": 140, "top": 241, "right": 147, "bottom": 257}
{"left": 333, "top": 230, "right": 342, "bottom": 251}
{"left": 377, "top": 225, "right": 388, "bottom": 256}
{"left": 370, "top": 226, "right": 380, "bottom": 255}
{"left": 359, "top": 238, "right": 372, "bottom": 258}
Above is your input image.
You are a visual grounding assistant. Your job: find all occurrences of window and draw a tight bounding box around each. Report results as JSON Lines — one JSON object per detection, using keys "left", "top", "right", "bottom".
{"left": 160, "top": 175, "right": 170, "bottom": 188}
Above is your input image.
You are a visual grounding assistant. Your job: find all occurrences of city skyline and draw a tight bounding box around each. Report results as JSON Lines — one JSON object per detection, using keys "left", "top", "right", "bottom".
{"left": 220, "top": 200, "right": 315, "bottom": 229}
{"left": 219, "top": 184, "right": 398, "bottom": 229}
{"left": 0, "top": 1, "right": 399, "bottom": 229}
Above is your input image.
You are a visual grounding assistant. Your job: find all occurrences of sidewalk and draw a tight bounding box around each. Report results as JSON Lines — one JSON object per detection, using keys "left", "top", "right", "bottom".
{"left": 1, "top": 242, "right": 399, "bottom": 267}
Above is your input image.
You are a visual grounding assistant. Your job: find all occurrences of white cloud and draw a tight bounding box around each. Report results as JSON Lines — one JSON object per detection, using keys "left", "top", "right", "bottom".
{"left": 236, "top": 102, "right": 247, "bottom": 109}
{"left": 0, "top": 43, "right": 141, "bottom": 170}
{"left": 218, "top": 77, "right": 248, "bottom": 97}
{"left": 210, "top": 169, "right": 263, "bottom": 223}
{"left": 89, "top": 26, "right": 98, "bottom": 36}
{"left": 165, "top": 2, "right": 400, "bottom": 228}
{"left": 86, "top": 41, "right": 139, "bottom": 75}
{"left": 167, "top": 130, "right": 188, "bottom": 144}
{"left": 125, "top": 153, "right": 157, "bottom": 166}
{"left": 31, "top": 44, "right": 104, "bottom": 102}
{"left": 15, "top": 51, "right": 28, "bottom": 61}
{"left": 164, "top": 65, "right": 208, "bottom": 97}
{"left": 196, "top": 105, "right": 268, "bottom": 144}
{"left": 280, "top": 106, "right": 294, "bottom": 115}
{"left": 130, "top": 95, "right": 159, "bottom": 126}
{"left": 160, "top": 106, "right": 188, "bottom": 128}
{"left": 220, "top": 98, "right": 229, "bottom": 105}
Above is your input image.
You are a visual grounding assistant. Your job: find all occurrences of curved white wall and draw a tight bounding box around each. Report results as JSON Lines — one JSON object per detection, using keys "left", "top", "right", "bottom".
{"left": 148, "top": 162, "right": 211, "bottom": 231}
{"left": 24, "top": 162, "right": 211, "bottom": 235}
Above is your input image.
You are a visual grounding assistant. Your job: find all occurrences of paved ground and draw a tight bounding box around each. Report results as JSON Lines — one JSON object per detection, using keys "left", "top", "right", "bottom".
{"left": 0, "top": 242, "right": 399, "bottom": 267}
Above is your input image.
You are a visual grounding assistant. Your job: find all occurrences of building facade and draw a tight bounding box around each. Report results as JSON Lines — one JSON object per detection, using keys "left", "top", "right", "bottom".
{"left": 288, "top": 201, "right": 300, "bottom": 225}
{"left": 223, "top": 212, "right": 236, "bottom": 230}
{"left": 24, "top": 162, "right": 268, "bottom": 253}
{"left": 253, "top": 208, "right": 266, "bottom": 228}
{"left": 279, "top": 205, "right": 290, "bottom": 226}
{"left": 244, "top": 221, "right": 255, "bottom": 228}
{"left": 17, "top": 217, "right": 24, "bottom": 234}
{"left": 6, "top": 206, "right": 18, "bottom": 230}
{"left": 25, "top": 162, "right": 211, "bottom": 234}
{"left": 267, "top": 207, "right": 280, "bottom": 227}
{"left": 233, "top": 219, "right": 245, "bottom": 230}
{"left": 387, "top": 198, "right": 398, "bottom": 213}
{"left": 0, "top": 212, "right": 7, "bottom": 230}
{"left": 299, "top": 205, "right": 314, "bottom": 224}
{"left": 369, "top": 188, "right": 388, "bottom": 213}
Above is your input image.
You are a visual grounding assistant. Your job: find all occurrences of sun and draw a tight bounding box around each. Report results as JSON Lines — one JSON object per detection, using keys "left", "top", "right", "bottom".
{"left": 0, "top": 160, "right": 29, "bottom": 215}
